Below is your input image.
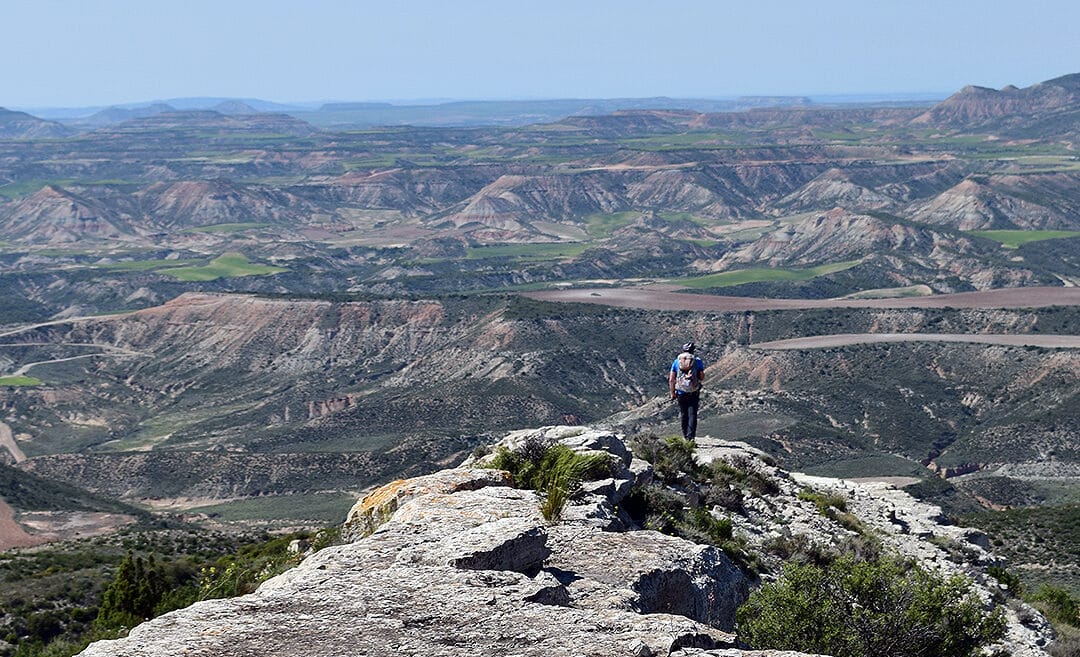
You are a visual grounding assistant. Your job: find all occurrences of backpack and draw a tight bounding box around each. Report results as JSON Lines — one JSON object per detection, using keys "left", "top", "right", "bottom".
{"left": 674, "top": 352, "right": 700, "bottom": 393}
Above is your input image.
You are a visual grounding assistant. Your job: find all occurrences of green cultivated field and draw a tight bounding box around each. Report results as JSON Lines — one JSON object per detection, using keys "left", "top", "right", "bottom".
{"left": 673, "top": 260, "right": 861, "bottom": 288}
{"left": 585, "top": 212, "right": 640, "bottom": 238}
{"left": 0, "top": 375, "right": 44, "bottom": 386}
{"left": 969, "top": 230, "right": 1080, "bottom": 248}
{"left": 466, "top": 242, "right": 589, "bottom": 260}
{"left": 186, "top": 492, "right": 358, "bottom": 523}
{"left": 94, "top": 258, "right": 200, "bottom": 272}
{"left": 163, "top": 253, "right": 288, "bottom": 281}
{"left": 186, "top": 222, "right": 272, "bottom": 234}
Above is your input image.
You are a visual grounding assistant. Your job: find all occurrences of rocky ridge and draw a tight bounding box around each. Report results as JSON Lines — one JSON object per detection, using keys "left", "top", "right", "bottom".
{"left": 78, "top": 426, "right": 1053, "bottom": 657}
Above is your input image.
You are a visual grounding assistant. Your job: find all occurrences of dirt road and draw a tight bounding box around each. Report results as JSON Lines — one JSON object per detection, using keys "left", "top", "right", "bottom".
{"left": 753, "top": 333, "right": 1080, "bottom": 350}
{"left": 525, "top": 286, "right": 1080, "bottom": 312}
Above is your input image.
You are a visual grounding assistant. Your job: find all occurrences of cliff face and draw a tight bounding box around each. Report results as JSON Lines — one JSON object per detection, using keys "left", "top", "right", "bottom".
{"left": 77, "top": 426, "right": 1053, "bottom": 657}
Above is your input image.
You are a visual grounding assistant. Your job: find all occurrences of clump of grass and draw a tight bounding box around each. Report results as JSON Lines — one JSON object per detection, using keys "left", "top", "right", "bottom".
{"left": 628, "top": 433, "right": 700, "bottom": 483}
{"left": 797, "top": 488, "right": 849, "bottom": 515}
{"left": 487, "top": 436, "right": 612, "bottom": 522}
{"left": 798, "top": 487, "right": 867, "bottom": 534}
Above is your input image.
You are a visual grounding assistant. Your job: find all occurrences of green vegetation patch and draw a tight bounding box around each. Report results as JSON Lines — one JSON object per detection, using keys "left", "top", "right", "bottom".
{"left": 0, "top": 375, "right": 43, "bottom": 386}
{"left": 968, "top": 230, "right": 1080, "bottom": 248}
{"left": 185, "top": 222, "right": 272, "bottom": 234}
{"left": 584, "top": 211, "right": 640, "bottom": 238}
{"left": 616, "top": 131, "right": 743, "bottom": 151}
{"left": 673, "top": 260, "right": 861, "bottom": 289}
{"left": 465, "top": 242, "right": 589, "bottom": 261}
{"left": 0, "top": 463, "right": 140, "bottom": 514}
{"left": 737, "top": 556, "right": 1005, "bottom": 657}
{"left": 162, "top": 252, "right": 288, "bottom": 281}
{"left": 960, "top": 504, "right": 1080, "bottom": 596}
{"left": 186, "top": 493, "right": 357, "bottom": 523}
{"left": 484, "top": 434, "right": 612, "bottom": 521}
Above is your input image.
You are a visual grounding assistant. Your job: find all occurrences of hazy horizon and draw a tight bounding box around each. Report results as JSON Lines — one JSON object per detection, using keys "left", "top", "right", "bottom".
{"left": 2, "top": 0, "right": 1077, "bottom": 109}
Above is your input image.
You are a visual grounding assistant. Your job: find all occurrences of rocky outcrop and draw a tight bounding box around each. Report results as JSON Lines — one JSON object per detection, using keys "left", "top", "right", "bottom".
{"left": 78, "top": 427, "right": 754, "bottom": 657}
{"left": 77, "top": 426, "right": 1055, "bottom": 657}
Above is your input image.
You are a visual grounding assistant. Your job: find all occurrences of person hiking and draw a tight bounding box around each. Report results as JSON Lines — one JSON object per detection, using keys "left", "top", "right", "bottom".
{"left": 669, "top": 342, "right": 705, "bottom": 441}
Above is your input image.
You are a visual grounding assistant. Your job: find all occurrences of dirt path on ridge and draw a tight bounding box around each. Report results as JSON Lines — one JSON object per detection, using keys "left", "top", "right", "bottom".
{"left": 525, "top": 286, "right": 1080, "bottom": 312}
{"left": 752, "top": 333, "right": 1080, "bottom": 350}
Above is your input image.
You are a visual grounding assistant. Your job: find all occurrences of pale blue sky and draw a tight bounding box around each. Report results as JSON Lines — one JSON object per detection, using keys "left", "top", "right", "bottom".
{"left": 4, "top": 0, "right": 1078, "bottom": 108}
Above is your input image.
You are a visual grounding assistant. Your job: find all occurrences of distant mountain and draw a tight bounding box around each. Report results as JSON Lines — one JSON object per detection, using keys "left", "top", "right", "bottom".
{"left": 0, "top": 180, "right": 321, "bottom": 243}
{"left": 70, "top": 103, "right": 176, "bottom": 128}
{"left": 212, "top": 100, "right": 261, "bottom": 115}
{"left": 298, "top": 96, "right": 814, "bottom": 129}
{"left": 95, "top": 109, "right": 319, "bottom": 137}
{"left": 0, "top": 107, "right": 72, "bottom": 138}
{"left": 913, "top": 73, "right": 1080, "bottom": 138}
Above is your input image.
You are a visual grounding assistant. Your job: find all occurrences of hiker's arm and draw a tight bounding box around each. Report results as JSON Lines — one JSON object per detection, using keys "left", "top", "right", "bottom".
{"left": 668, "top": 370, "right": 677, "bottom": 399}
{"left": 697, "top": 363, "right": 706, "bottom": 386}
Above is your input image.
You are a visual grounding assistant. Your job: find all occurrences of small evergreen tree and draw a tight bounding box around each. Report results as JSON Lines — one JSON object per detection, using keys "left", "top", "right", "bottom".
{"left": 94, "top": 552, "right": 168, "bottom": 632}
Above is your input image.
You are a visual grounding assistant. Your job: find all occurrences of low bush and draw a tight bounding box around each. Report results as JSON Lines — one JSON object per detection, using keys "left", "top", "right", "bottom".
{"left": 737, "top": 555, "right": 1006, "bottom": 657}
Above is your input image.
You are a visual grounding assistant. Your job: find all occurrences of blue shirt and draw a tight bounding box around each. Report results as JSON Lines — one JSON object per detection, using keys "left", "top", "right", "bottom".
{"left": 671, "top": 355, "right": 705, "bottom": 394}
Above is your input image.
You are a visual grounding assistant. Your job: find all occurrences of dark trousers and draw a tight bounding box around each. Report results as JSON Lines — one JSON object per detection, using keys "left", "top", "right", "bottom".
{"left": 677, "top": 391, "right": 700, "bottom": 441}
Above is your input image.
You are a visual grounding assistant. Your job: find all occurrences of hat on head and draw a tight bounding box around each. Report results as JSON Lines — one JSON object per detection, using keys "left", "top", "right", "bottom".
{"left": 682, "top": 342, "right": 695, "bottom": 353}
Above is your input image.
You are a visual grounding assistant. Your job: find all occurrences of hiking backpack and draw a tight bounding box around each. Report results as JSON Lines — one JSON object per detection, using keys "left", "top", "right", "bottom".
{"left": 674, "top": 351, "right": 701, "bottom": 393}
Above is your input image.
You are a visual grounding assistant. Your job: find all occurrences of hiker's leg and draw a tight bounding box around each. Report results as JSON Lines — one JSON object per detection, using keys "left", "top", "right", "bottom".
{"left": 678, "top": 395, "right": 691, "bottom": 439}
{"left": 686, "top": 393, "right": 699, "bottom": 440}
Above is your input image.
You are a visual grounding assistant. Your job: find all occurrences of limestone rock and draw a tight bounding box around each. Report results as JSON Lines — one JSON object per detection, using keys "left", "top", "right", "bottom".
{"left": 78, "top": 427, "right": 754, "bottom": 657}
{"left": 78, "top": 426, "right": 1049, "bottom": 657}
{"left": 341, "top": 467, "right": 511, "bottom": 541}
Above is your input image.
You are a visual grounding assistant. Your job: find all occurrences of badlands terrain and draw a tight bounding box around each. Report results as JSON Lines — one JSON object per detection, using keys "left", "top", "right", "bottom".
{"left": 0, "top": 73, "right": 1078, "bottom": 655}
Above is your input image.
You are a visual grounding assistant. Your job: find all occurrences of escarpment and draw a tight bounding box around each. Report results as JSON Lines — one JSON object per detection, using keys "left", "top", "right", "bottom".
{"left": 78, "top": 426, "right": 1053, "bottom": 657}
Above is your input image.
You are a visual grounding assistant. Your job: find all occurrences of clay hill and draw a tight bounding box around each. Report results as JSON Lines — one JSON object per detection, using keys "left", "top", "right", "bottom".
{"left": 3, "top": 292, "right": 1078, "bottom": 525}
{"left": 914, "top": 73, "right": 1080, "bottom": 136}
{"left": 0, "top": 75, "right": 1077, "bottom": 305}
{"left": 0, "top": 108, "right": 72, "bottom": 139}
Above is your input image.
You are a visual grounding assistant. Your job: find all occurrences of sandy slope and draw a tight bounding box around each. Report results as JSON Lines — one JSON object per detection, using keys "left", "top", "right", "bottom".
{"left": 0, "top": 499, "right": 45, "bottom": 550}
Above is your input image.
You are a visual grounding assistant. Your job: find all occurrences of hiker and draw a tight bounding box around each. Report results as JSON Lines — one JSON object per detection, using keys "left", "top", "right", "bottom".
{"left": 669, "top": 341, "right": 705, "bottom": 441}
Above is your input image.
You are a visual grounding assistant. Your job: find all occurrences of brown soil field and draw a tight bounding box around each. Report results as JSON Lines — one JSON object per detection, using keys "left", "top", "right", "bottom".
{"left": 753, "top": 333, "right": 1080, "bottom": 350}
{"left": 524, "top": 286, "right": 1080, "bottom": 312}
{"left": 0, "top": 499, "right": 46, "bottom": 551}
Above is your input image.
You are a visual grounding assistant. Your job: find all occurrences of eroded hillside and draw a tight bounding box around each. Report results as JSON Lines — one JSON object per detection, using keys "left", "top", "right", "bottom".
{"left": 1, "top": 293, "right": 1077, "bottom": 523}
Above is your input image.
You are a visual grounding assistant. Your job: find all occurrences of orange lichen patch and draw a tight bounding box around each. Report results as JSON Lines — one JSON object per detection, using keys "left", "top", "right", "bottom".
{"left": 355, "top": 479, "right": 409, "bottom": 516}
{"left": 343, "top": 469, "right": 513, "bottom": 540}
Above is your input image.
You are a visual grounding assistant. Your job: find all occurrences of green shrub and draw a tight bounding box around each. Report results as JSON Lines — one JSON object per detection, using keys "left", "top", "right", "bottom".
{"left": 737, "top": 556, "right": 1005, "bottom": 657}
{"left": 627, "top": 433, "right": 700, "bottom": 483}
{"left": 798, "top": 488, "right": 849, "bottom": 514}
{"left": 1031, "top": 585, "right": 1080, "bottom": 628}
{"left": 987, "top": 565, "right": 1024, "bottom": 597}
{"left": 487, "top": 438, "right": 612, "bottom": 521}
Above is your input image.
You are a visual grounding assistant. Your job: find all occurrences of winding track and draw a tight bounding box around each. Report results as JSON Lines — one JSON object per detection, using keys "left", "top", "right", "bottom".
{"left": 525, "top": 285, "right": 1080, "bottom": 350}
{"left": 525, "top": 286, "right": 1080, "bottom": 312}
{"left": 752, "top": 332, "right": 1080, "bottom": 350}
